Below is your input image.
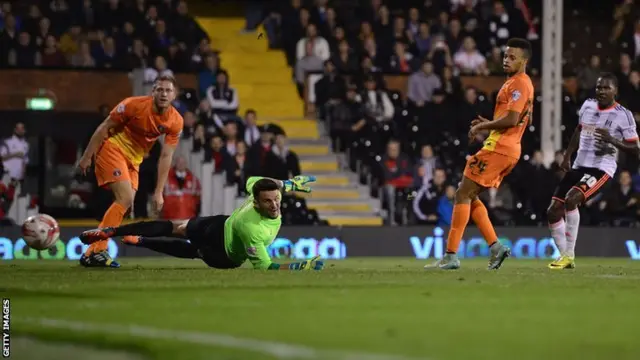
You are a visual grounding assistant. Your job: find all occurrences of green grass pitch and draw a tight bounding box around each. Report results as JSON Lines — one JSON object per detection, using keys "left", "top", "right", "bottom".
{"left": 2, "top": 258, "right": 640, "bottom": 360}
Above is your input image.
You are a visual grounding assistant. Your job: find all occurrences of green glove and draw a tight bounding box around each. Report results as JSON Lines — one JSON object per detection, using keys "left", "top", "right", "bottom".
{"left": 283, "top": 175, "right": 317, "bottom": 193}
{"left": 289, "top": 255, "right": 324, "bottom": 271}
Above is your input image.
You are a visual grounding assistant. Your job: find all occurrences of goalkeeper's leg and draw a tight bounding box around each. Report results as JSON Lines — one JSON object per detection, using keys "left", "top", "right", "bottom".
{"left": 132, "top": 237, "right": 199, "bottom": 259}
{"left": 80, "top": 219, "right": 190, "bottom": 244}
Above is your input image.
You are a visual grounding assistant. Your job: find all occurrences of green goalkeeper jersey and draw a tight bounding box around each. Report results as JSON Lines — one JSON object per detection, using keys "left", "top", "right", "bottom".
{"left": 223, "top": 177, "right": 282, "bottom": 269}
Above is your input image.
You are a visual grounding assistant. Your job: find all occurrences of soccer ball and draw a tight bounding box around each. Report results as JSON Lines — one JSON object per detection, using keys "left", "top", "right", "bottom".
{"left": 21, "top": 214, "right": 60, "bottom": 250}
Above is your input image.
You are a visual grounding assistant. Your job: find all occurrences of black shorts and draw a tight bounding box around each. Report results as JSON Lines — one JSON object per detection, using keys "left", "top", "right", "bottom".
{"left": 185, "top": 215, "right": 241, "bottom": 269}
{"left": 552, "top": 167, "right": 611, "bottom": 203}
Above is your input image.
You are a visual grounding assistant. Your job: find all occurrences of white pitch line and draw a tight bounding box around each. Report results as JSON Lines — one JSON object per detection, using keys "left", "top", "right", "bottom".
{"left": 22, "top": 318, "right": 430, "bottom": 360}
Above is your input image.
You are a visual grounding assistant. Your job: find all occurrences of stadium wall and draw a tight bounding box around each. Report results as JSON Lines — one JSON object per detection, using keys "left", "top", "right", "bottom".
{"left": 1, "top": 226, "right": 638, "bottom": 261}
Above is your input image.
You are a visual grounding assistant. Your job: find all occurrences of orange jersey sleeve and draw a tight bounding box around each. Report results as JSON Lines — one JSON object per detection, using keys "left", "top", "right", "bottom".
{"left": 107, "top": 96, "right": 183, "bottom": 166}
{"left": 162, "top": 111, "right": 184, "bottom": 147}
{"left": 483, "top": 73, "right": 534, "bottom": 159}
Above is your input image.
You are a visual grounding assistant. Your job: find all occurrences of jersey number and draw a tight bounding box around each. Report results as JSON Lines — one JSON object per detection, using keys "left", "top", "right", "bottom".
{"left": 580, "top": 174, "right": 598, "bottom": 188}
{"left": 469, "top": 157, "right": 487, "bottom": 174}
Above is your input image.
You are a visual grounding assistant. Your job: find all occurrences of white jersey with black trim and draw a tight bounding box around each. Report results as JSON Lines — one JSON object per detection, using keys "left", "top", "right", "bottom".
{"left": 573, "top": 99, "right": 639, "bottom": 177}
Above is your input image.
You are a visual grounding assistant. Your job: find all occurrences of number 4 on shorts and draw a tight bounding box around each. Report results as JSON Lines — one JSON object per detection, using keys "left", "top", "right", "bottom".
{"left": 580, "top": 174, "right": 598, "bottom": 188}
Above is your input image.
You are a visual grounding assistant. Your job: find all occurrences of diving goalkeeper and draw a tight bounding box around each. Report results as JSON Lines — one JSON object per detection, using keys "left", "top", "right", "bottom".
{"left": 79, "top": 176, "right": 324, "bottom": 270}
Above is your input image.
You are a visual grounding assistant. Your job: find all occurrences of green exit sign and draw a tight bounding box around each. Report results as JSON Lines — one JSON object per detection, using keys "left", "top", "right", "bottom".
{"left": 26, "top": 97, "right": 54, "bottom": 110}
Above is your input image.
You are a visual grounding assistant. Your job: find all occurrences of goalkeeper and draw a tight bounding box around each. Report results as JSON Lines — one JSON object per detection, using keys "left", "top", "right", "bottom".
{"left": 79, "top": 176, "right": 324, "bottom": 270}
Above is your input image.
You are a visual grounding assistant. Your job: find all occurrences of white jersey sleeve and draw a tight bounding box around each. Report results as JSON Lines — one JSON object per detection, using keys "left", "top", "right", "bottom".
{"left": 618, "top": 108, "right": 639, "bottom": 142}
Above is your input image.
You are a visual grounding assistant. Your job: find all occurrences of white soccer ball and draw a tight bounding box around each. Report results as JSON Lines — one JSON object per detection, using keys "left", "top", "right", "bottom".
{"left": 21, "top": 214, "right": 60, "bottom": 250}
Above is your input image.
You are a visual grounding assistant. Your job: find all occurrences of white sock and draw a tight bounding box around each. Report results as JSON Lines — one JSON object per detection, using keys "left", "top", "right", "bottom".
{"left": 548, "top": 219, "right": 566, "bottom": 256}
{"left": 565, "top": 209, "right": 580, "bottom": 258}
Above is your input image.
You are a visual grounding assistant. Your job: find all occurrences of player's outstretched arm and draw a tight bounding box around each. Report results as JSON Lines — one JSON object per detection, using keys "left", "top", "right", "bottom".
{"left": 283, "top": 175, "right": 317, "bottom": 193}
{"left": 267, "top": 256, "right": 324, "bottom": 271}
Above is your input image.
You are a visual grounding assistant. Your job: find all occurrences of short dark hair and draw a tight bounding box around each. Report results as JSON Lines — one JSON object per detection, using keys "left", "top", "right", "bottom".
{"left": 245, "top": 109, "right": 256, "bottom": 116}
{"left": 252, "top": 179, "right": 280, "bottom": 199}
{"left": 506, "top": 38, "right": 532, "bottom": 59}
{"left": 598, "top": 72, "right": 618, "bottom": 87}
{"left": 154, "top": 74, "right": 178, "bottom": 88}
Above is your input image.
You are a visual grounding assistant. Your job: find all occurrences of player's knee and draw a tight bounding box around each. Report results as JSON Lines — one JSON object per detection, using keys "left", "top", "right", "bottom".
{"left": 564, "top": 192, "right": 583, "bottom": 211}
{"left": 171, "top": 220, "right": 189, "bottom": 237}
{"left": 113, "top": 191, "right": 134, "bottom": 209}
{"left": 546, "top": 203, "right": 563, "bottom": 222}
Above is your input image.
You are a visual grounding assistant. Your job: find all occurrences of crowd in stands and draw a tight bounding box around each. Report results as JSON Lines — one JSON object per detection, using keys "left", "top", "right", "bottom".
{"left": 0, "top": 0, "right": 320, "bottom": 225}
{"left": 260, "top": 0, "right": 640, "bottom": 227}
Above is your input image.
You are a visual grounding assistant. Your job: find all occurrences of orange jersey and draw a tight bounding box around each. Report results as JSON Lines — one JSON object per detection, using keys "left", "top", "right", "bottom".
{"left": 107, "top": 96, "right": 183, "bottom": 166}
{"left": 482, "top": 72, "right": 534, "bottom": 159}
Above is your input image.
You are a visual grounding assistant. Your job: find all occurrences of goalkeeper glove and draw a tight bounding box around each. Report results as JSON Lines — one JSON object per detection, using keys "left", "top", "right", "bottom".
{"left": 283, "top": 175, "right": 317, "bottom": 193}
{"left": 289, "top": 255, "right": 324, "bottom": 271}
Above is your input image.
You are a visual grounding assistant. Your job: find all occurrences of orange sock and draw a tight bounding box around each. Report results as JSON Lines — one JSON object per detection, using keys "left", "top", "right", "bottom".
{"left": 471, "top": 199, "right": 498, "bottom": 247}
{"left": 446, "top": 203, "right": 471, "bottom": 253}
{"left": 85, "top": 202, "right": 128, "bottom": 255}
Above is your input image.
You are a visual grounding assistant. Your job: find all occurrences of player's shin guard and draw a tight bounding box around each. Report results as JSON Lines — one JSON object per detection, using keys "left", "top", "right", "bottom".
{"left": 113, "top": 220, "right": 174, "bottom": 237}
{"left": 548, "top": 219, "right": 567, "bottom": 255}
{"left": 565, "top": 209, "right": 580, "bottom": 258}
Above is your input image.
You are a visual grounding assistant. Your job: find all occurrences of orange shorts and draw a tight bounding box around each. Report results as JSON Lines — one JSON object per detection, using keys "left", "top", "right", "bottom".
{"left": 95, "top": 140, "right": 139, "bottom": 191}
{"left": 463, "top": 149, "right": 518, "bottom": 188}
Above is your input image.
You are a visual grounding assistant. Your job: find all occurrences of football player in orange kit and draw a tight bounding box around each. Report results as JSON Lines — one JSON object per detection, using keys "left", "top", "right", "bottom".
{"left": 77, "top": 75, "right": 184, "bottom": 267}
{"left": 425, "top": 38, "right": 534, "bottom": 270}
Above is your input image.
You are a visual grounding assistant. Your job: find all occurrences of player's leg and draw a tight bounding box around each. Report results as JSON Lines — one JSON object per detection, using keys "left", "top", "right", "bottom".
{"left": 470, "top": 196, "right": 499, "bottom": 247}
{"left": 546, "top": 172, "right": 576, "bottom": 268}
{"left": 81, "top": 143, "right": 135, "bottom": 267}
{"left": 121, "top": 166, "right": 142, "bottom": 245}
{"left": 180, "top": 215, "right": 240, "bottom": 269}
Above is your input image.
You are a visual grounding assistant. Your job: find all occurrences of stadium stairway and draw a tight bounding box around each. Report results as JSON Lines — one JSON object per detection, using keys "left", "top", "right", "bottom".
{"left": 195, "top": 17, "right": 382, "bottom": 226}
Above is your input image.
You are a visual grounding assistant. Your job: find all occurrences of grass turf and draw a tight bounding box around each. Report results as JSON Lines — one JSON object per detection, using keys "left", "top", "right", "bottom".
{"left": 1, "top": 257, "right": 639, "bottom": 360}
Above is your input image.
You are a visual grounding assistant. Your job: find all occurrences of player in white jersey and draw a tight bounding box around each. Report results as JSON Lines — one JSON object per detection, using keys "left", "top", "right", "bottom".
{"left": 546, "top": 73, "right": 640, "bottom": 269}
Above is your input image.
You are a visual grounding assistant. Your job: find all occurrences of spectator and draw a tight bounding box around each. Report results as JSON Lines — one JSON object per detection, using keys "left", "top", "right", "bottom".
{"left": 296, "top": 23, "right": 330, "bottom": 62}
{"left": 577, "top": 55, "right": 601, "bottom": 102}
{"left": 406, "top": 8, "right": 421, "bottom": 38}
{"left": 165, "top": 42, "right": 189, "bottom": 72}
{"left": 407, "top": 60, "right": 442, "bottom": 108}
{"left": 362, "top": 37, "right": 384, "bottom": 69}
{"left": 624, "top": 19, "right": 640, "bottom": 61}
{"left": 162, "top": 156, "right": 201, "bottom": 220}
{"left": 446, "top": 19, "right": 464, "bottom": 53}
{"left": 226, "top": 141, "right": 251, "bottom": 187}
{"left": 59, "top": 24, "right": 82, "bottom": 58}
{"left": 622, "top": 71, "right": 640, "bottom": 116}
{"left": 190, "top": 38, "right": 213, "bottom": 69}
{"left": 488, "top": 1, "right": 517, "bottom": 51}
{"left": 413, "top": 168, "right": 447, "bottom": 224}
{"left": 457, "top": 0, "right": 481, "bottom": 28}
{"left": 172, "top": 1, "right": 206, "bottom": 49}
{"left": 247, "top": 126, "right": 276, "bottom": 177}
{"left": 616, "top": 53, "right": 634, "bottom": 92}
{"left": 0, "top": 15, "right": 18, "bottom": 65}
{"left": 480, "top": 183, "right": 515, "bottom": 225}
{"left": 96, "top": 36, "right": 119, "bottom": 68}
{"left": 1, "top": 122, "right": 29, "bottom": 184}
{"left": 388, "top": 41, "right": 416, "bottom": 73}
{"left": 453, "top": 36, "right": 487, "bottom": 75}
{"left": 486, "top": 46, "right": 503, "bottom": 74}
{"left": 198, "top": 54, "right": 220, "bottom": 98}
{"left": 206, "top": 70, "right": 239, "bottom": 119}
{"left": 332, "top": 40, "right": 359, "bottom": 75}
{"left": 204, "top": 135, "right": 230, "bottom": 173}
{"left": 374, "top": 5, "right": 392, "bottom": 45}
{"left": 414, "top": 145, "right": 442, "bottom": 188}
{"left": 196, "top": 99, "right": 219, "bottom": 138}
{"left": 8, "top": 32, "right": 40, "bottom": 67}
{"left": 41, "top": 35, "right": 66, "bottom": 67}
{"left": 296, "top": 41, "right": 324, "bottom": 97}
{"left": 329, "top": 25, "right": 347, "bottom": 53}
{"left": 456, "top": 86, "right": 487, "bottom": 136}
{"left": 223, "top": 121, "right": 240, "bottom": 156}
{"left": 150, "top": 19, "right": 171, "bottom": 53}
{"left": 359, "top": 21, "right": 375, "bottom": 44}
{"left": 431, "top": 11, "right": 450, "bottom": 36}
{"left": 602, "top": 171, "right": 639, "bottom": 226}
{"left": 381, "top": 139, "right": 413, "bottom": 225}
{"left": 144, "top": 55, "right": 173, "bottom": 84}
{"left": 426, "top": 33, "right": 454, "bottom": 73}
{"left": 282, "top": 3, "right": 308, "bottom": 66}
{"left": 441, "top": 66, "right": 464, "bottom": 100}
{"left": 356, "top": 55, "right": 384, "bottom": 89}
{"left": 49, "top": 0, "right": 72, "bottom": 35}
{"left": 34, "top": 17, "right": 52, "bottom": 48}
{"left": 76, "top": 0, "right": 97, "bottom": 30}
{"left": 329, "top": 84, "right": 365, "bottom": 152}
{"left": 101, "top": 0, "right": 125, "bottom": 33}
{"left": 362, "top": 76, "right": 394, "bottom": 125}
{"left": 412, "top": 22, "right": 432, "bottom": 57}
{"left": 320, "top": 7, "right": 338, "bottom": 41}
{"left": 23, "top": 4, "right": 42, "bottom": 36}
{"left": 309, "top": 0, "right": 330, "bottom": 30}
{"left": 391, "top": 16, "right": 409, "bottom": 45}
{"left": 266, "top": 134, "right": 301, "bottom": 180}
{"left": 116, "top": 21, "right": 135, "bottom": 54}
{"left": 181, "top": 111, "right": 197, "bottom": 139}
{"left": 70, "top": 40, "right": 96, "bottom": 67}
{"left": 192, "top": 123, "right": 207, "bottom": 152}
{"left": 314, "top": 60, "right": 346, "bottom": 119}
{"left": 437, "top": 185, "right": 456, "bottom": 226}
{"left": 242, "top": 109, "right": 261, "bottom": 147}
